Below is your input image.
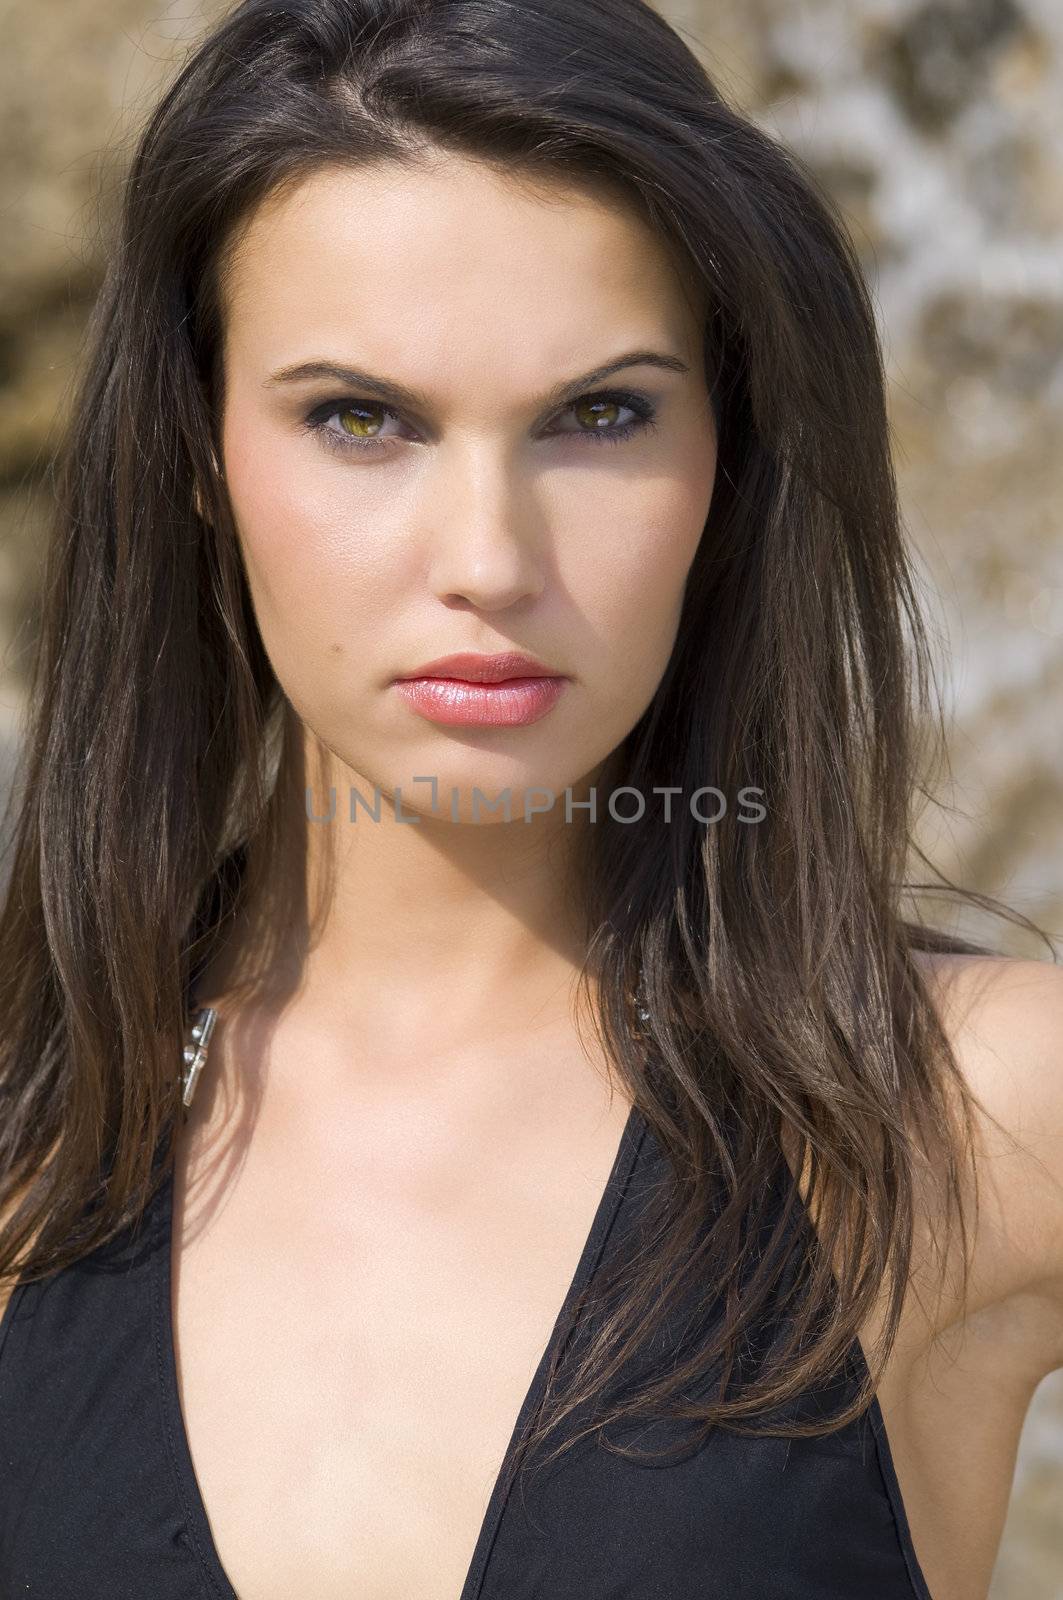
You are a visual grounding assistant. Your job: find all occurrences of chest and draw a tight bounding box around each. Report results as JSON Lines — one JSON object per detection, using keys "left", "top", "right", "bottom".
{"left": 162, "top": 1118, "right": 1004, "bottom": 1600}
{"left": 171, "top": 1252, "right": 564, "bottom": 1599}
{"left": 167, "top": 1266, "right": 932, "bottom": 1600}
{"left": 167, "top": 1106, "right": 636, "bottom": 1600}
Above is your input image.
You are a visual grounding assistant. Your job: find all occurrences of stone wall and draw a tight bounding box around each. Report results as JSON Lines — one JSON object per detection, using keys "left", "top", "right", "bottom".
{"left": 0, "top": 1, "right": 1060, "bottom": 1590}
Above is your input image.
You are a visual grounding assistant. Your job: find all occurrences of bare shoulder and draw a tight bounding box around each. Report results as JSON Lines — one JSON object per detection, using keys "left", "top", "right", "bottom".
{"left": 911, "top": 948, "right": 1063, "bottom": 1378}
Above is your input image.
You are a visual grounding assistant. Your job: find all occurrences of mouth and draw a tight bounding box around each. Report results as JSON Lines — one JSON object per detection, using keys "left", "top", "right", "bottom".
{"left": 392, "top": 652, "right": 569, "bottom": 727}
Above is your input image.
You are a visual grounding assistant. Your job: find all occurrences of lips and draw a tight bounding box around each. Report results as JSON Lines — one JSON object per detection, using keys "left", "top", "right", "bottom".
{"left": 396, "top": 651, "right": 561, "bottom": 684}
{"left": 392, "top": 650, "right": 568, "bottom": 727}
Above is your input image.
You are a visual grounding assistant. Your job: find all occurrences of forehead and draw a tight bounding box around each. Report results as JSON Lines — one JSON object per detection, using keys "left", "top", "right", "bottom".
{"left": 217, "top": 154, "right": 703, "bottom": 390}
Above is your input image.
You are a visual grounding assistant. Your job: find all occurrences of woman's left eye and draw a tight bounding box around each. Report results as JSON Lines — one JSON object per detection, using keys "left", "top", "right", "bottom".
{"left": 304, "top": 389, "right": 658, "bottom": 456}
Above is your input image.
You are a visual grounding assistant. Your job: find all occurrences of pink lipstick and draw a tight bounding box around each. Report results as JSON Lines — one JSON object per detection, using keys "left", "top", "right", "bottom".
{"left": 393, "top": 651, "right": 568, "bottom": 728}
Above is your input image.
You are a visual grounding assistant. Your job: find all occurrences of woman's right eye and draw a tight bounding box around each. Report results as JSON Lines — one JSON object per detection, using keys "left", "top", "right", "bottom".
{"left": 305, "top": 399, "right": 404, "bottom": 456}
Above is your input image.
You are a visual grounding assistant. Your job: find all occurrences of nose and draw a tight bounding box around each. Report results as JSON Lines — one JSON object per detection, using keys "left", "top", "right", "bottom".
{"left": 423, "top": 448, "right": 547, "bottom": 611}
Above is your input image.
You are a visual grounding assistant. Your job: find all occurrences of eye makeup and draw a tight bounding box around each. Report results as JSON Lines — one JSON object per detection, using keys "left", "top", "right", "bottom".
{"left": 302, "top": 387, "right": 660, "bottom": 458}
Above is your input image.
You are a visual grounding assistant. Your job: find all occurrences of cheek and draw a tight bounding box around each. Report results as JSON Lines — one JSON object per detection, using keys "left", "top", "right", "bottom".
{"left": 220, "top": 412, "right": 400, "bottom": 657}
{"left": 563, "top": 462, "right": 712, "bottom": 675}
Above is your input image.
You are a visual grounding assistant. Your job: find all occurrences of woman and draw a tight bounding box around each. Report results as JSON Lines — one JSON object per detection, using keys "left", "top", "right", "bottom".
{"left": 0, "top": 0, "right": 1060, "bottom": 1596}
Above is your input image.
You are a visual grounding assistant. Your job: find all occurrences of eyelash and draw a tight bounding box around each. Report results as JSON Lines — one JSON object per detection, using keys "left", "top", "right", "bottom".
{"left": 303, "top": 388, "right": 659, "bottom": 457}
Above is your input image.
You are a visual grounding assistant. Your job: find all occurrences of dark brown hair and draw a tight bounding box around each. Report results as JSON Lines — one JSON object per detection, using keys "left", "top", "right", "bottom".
{"left": 0, "top": 0, "right": 1055, "bottom": 1490}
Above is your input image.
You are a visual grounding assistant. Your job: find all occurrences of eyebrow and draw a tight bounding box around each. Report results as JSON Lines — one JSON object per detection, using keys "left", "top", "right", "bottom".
{"left": 263, "top": 348, "right": 691, "bottom": 414}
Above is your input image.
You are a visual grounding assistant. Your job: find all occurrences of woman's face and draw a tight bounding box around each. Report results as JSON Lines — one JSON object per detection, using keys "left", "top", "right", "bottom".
{"left": 217, "top": 152, "right": 717, "bottom": 821}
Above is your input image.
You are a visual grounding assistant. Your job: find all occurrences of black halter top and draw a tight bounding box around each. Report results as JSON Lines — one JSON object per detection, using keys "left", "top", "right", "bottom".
{"left": 0, "top": 1102, "right": 933, "bottom": 1598}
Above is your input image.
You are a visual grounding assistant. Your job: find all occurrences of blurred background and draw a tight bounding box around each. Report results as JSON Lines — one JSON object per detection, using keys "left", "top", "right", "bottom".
{"left": 0, "top": 0, "right": 1060, "bottom": 1588}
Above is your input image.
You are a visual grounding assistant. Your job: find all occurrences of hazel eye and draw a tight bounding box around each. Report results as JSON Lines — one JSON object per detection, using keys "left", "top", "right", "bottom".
{"left": 551, "top": 390, "right": 658, "bottom": 445}
{"left": 336, "top": 403, "right": 391, "bottom": 439}
{"left": 571, "top": 397, "right": 628, "bottom": 431}
{"left": 303, "top": 399, "right": 408, "bottom": 456}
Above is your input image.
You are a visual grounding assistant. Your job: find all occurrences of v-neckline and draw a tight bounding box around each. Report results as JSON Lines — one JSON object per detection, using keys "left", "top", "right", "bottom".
{"left": 150, "top": 1101, "right": 646, "bottom": 1600}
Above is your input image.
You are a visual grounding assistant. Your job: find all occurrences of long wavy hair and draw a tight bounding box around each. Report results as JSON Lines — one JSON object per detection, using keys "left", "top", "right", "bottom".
{"left": 0, "top": 0, "right": 1055, "bottom": 1489}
